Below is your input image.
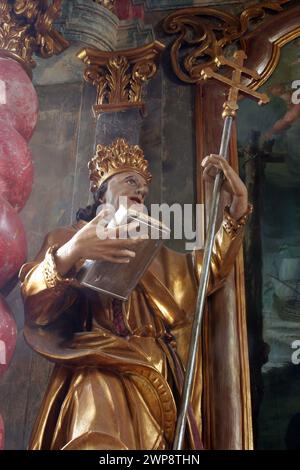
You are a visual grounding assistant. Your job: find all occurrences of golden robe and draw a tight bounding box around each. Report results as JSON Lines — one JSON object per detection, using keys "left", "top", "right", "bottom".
{"left": 19, "top": 207, "right": 250, "bottom": 450}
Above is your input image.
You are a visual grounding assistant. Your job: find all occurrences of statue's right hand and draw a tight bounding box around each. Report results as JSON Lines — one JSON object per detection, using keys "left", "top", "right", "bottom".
{"left": 55, "top": 209, "right": 147, "bottom": 276}
{"left": 70, "top": 208, "right": 146, "bottom": 264}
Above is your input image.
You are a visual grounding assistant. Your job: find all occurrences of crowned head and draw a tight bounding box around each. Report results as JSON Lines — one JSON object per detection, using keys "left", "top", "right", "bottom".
{"left": 88, "top": 138, "right": 152, "bottom": 193}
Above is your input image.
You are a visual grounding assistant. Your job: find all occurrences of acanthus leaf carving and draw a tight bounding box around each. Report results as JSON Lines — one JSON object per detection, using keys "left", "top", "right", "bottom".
{"left": 78, "top": 41, "right": 165, "bottom": 116}
{"left": 0, "top": 0, "right": 69, "bottom": 76}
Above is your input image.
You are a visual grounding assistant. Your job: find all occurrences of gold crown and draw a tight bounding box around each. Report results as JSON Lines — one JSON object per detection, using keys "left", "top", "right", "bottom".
{"left": 88, "top": 138, "right": 152, "bottom": 193}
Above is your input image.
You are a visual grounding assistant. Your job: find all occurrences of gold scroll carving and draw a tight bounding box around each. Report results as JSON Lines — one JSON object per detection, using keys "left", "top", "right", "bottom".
{"left": 163, "top": 0, "right": 292, "bottom": 84}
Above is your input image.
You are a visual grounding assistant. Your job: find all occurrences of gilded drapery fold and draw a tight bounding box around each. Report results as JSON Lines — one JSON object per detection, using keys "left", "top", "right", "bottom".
{"left": 19, "top": 206, "right": 251, "bottom": 450}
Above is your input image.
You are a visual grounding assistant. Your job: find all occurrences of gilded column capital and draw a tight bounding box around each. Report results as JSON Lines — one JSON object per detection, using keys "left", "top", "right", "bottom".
{"left": 0, "top": 0, "right": 69, "bottom": 78}
{"left": 77, "top": 40, "right": 165, "bottom": 116}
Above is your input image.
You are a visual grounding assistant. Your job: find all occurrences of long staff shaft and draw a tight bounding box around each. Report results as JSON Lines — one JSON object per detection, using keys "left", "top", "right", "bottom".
{"left": 173, "top": 115, "right": 233, "bottom": 450}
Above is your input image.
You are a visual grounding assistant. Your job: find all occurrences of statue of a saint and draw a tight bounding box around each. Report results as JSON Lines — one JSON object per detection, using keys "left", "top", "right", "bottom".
{"left": 19, "top": 138, "right": 252, "bottom": 450}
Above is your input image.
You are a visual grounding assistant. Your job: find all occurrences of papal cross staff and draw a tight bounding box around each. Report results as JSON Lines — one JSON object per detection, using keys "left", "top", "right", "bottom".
{"left": 173, "top": 50, "right": 269, "bottom": 450}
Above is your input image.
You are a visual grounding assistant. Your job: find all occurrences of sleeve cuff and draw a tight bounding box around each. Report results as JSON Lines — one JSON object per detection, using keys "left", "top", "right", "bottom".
{"left": 42, "top": 244, "right": 77, "bottom": 289}
{"left": 223, "top": 203, "right": 253, "bottom": 237}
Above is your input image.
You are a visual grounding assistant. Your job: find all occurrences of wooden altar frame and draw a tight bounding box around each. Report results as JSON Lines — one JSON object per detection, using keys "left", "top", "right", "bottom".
{"left": 165, "top": 2, "right": 300, "bottom": 449}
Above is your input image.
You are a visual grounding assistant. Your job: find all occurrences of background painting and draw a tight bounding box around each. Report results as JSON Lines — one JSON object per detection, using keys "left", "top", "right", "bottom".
{"left": 238, "top": 38, "right": 300, "bottom": 449}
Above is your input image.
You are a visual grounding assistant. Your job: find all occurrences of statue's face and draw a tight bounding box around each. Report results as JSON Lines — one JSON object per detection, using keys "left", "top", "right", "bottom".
{"left": 102, "top": 171, "right": 149, "bottom": 210}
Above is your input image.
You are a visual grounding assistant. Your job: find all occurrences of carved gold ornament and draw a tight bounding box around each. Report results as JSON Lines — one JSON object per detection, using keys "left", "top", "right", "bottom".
{"left": 163, "top": 0, "right": 292, "bottom": 84}
{"left": 201, "top": 50, "right": 269, "bottom": 118}
{"left": 88, "top": 138, "right": 152, "bottom": 193}
{"left": 77, "top": 41, "right": 165, "bottom": 116}
{"left": 0, "top": 0, "right": 69, "bottom": 77}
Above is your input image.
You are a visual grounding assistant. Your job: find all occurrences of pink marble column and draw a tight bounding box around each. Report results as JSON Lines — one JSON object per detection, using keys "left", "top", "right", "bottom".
{"left": 0, "top": 196, "right": 27, "bottom": 288}
{"left": 0, "top": 56, "right": 38, "bottom": 449}
{"left": 0, "top": 296, "right": 17, "bottom": 377}
{"left": 0, "top": 58, "right": 37, "bottom": 210}
{"left": 0, "top": 57, "right": 38, "bottom": 286}
{"left": 0, "top": 294, "right": 17, "bottom": 450}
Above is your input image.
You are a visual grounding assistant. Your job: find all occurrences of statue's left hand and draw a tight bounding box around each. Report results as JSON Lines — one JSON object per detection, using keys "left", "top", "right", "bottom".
{"left": 201, "top": 154, "right": 248, "bottom": 220}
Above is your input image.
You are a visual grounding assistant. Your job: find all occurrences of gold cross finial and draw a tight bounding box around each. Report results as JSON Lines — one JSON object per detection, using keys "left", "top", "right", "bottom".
{"left": 201, "top": 50, "right": 269, "bottom": 119}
